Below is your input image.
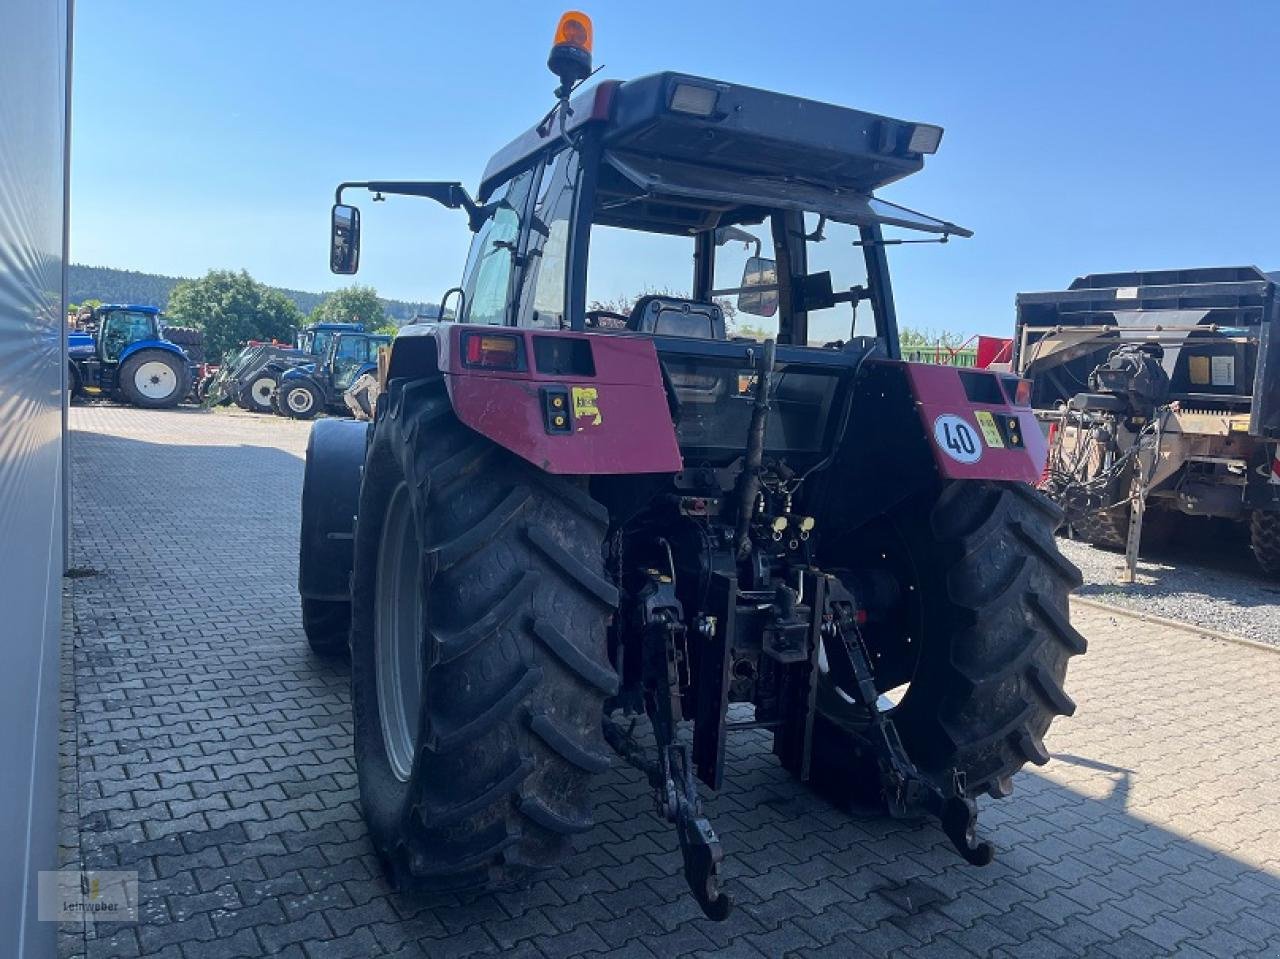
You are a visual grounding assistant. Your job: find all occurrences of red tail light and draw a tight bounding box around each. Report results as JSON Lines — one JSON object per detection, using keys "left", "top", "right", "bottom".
{"left": 462, "top": 332, "right": 523, "bottom": 371}
{"left": 1000, "top": 375, "right": 1033, "bottom": 407}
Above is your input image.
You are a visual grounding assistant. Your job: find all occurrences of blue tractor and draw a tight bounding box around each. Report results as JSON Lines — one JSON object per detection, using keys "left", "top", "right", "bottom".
{"left": 68, "top": 304, "right": 200, "bottom": 409}
{"left": 276, "top": 329, "right": 389, "bottom": 419}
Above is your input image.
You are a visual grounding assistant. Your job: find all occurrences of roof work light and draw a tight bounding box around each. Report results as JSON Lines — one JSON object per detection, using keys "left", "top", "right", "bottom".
{"left": 907, "top": 123, "right": 944, "bottom": 154}
{"left": 548, "top": 11, "right": 594, "bottom": 92}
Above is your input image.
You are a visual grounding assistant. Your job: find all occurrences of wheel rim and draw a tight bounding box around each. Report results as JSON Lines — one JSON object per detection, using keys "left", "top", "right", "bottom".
{"left": 251, "top": 377, "right": 275, "bottom": 405}
{"left": 374, "top": 483, "right": 424, "bottom": 782}
{"left": 134, "top": 361, "right": 177, "bottom": 399}
{"left": 286, "top": 387, "right": 314, "bottom": 414}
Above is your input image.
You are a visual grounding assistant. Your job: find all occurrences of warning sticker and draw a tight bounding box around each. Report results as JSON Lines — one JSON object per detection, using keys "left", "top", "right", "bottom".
{"left": 1188, "top": 356, "right": 1211, "bottom": 385}
{"left": 571, "top": 386, "right": 602, "bottom": 426}
{"left": 933, "top": 414, "right": 982, "bottom": 464}
{"left": 973, "top": 411, "right": 1005, "bottom": 449}
{"left": 1210, "top": 355, "right": 1236, "bottom": 387}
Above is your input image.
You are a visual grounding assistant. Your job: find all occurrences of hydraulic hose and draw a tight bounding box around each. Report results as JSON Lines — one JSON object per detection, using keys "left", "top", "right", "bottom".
{"left": 735, "top": 338, "right": 777, "bottom": 559}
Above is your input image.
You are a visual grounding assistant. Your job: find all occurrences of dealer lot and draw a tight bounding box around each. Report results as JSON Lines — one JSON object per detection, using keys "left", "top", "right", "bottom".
{"left": 60, "top": 405, "right": 1280, "bottom": 959}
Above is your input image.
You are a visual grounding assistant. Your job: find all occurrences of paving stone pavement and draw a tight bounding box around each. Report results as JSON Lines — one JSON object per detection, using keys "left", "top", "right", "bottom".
{"left": 60, "top": 404, "right": 1280, "bottom": 959}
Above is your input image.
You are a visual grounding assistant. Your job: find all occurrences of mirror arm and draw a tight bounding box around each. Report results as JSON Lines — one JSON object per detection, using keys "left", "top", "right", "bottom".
{"left": 830, "top": 285, "right": 868, "bottom": 305}
{"left": 335, "top": 181, "right": 486, "bottom": 230}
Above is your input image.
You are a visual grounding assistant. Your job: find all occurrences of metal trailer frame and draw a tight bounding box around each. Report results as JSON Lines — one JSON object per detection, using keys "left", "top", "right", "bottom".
{"left": 1015, "top": 267, "right": 1280, "bottom": 579}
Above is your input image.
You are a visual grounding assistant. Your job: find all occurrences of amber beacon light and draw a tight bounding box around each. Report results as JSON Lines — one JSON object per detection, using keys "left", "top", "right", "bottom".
{"left": 548, "top": 11, "right": 594, "bottom": 91}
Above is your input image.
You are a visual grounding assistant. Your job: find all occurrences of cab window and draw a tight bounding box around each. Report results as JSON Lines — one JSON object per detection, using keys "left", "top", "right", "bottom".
{"left": 459, "top": 168, "right": 536, "bottom": 326}
{"left": 712, "top": 223, "right": 776, "bottom": 341}
{"left": 100, "top": 310, "right": 156, "bottom": 361}
{"left": 518, "top": 149, "right": 580, "bottom": 329}
{"left": 586, "top": 226, "right": 695, "bottom": 324}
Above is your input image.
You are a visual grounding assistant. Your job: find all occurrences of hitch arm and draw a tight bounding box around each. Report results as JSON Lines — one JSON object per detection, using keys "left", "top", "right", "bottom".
{"left": 822, "top": 601, "right": 994, "bottom": 867}
{"left": 667, "top": 744, "right": 731, "bottom": 921}
{"left": 607, "top": 598, "right": 734, "bottom": 922}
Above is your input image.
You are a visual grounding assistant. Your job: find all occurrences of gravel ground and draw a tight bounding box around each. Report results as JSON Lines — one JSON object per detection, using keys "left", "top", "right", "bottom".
{"left": 1059, "top": 523, "right": 1280, "bottom": 646}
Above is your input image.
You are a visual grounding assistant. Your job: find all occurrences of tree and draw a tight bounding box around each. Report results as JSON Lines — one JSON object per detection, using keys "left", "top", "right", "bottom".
{"left": 309, "top": 285, "right": 387, "bottom": 331}
{"left": 167, "top": 269, "right": 302, "bottom": 361}
{"left": 900, "top": 326, "right": 965, "bottom": 349}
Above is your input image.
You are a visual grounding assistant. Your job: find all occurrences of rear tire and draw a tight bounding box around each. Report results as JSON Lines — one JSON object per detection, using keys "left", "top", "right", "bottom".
{"left": 351, "top": 377, "right": 618, "bottom": 891}
{"left": 1071, "top": 503, "right": 1129, "bottom": 551}
{"left": 1251, "top": 510, "right": 1280, "bottom": 577}
{"left": 793, "top": 481, "right": 1085, "bottom": 802}
{"left": 118, "top": 349, "right": 190, "bottom": 409}
{"left": 280, "top": 381, "right": 323, "bottom": 420}
{"left": 163, "top": 326, "right": 205, "bottom": 364}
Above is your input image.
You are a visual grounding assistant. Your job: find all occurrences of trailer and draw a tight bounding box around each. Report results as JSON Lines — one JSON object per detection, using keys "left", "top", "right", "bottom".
{"left": 1016, "top": 267, "right": 1280, "bottom": 578}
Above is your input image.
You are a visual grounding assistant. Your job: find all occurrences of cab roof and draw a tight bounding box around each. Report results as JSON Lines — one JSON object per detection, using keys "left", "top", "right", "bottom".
{"left": 479, "top": 72, "right": 943, "bottom": 202}
{"left": 99, "top": 304, "right": 160, "bottom": 313}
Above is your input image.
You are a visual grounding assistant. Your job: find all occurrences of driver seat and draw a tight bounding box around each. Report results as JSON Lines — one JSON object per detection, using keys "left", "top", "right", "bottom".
{"left": 627, "top": 296, "right": 726, "bottom": 340}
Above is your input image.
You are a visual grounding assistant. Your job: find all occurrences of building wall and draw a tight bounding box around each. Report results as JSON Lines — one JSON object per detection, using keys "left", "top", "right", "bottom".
{"left": 0, "top": 0, "right": 71, "bottom": 955}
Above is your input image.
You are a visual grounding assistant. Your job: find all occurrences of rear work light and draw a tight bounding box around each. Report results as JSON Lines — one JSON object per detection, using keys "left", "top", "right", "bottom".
{"left": 669, "top": 82, "right": 720, "bottom": 117}
{"left": 907, "top": 123, "right": 943, "bottom": 154}
{"left": 462, "top": 332, "right": 524, "bottom": 371}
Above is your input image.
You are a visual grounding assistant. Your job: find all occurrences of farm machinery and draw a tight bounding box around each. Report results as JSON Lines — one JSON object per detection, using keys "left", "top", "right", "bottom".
{"left": 202, "top": 322, "right": 364, "bottom": 412}
{"left": 67, "top": 304, "right": 201, "bottom": 409}
{"left": 276, "top": 329, "right": 389, "bottom": 419}
{"left": 1017, "top": 267, "right": 1280, "bottom": 579}
{"left": 297, "top": 13, "right": 1084, "bottom": 918}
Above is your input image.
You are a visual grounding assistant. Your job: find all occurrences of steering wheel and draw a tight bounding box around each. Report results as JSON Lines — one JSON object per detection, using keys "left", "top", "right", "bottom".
{"left": 584, "top": 310, "right": 630, "bottom": 330}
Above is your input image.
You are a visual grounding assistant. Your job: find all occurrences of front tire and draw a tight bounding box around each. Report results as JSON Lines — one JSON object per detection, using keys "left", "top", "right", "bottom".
{"left": 241, "top": 374, "right": 277, "bottom": 413}
{"left": 280, "top": 381, "right": 323, "bottom": 420}
{"left": 118, "top": 349, "right": 190, "bottom": 409}
{"left": 794, "top": 481, "right": 1085, "bottom": 803}
{"left": 350, "top": 378, "right": 618, "bottom": 891}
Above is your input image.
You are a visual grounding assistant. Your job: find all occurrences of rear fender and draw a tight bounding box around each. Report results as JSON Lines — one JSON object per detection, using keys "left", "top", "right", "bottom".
{"left": 388, "top": 323, "right": 682, "bottom": 475}
{"left": 118, "top": 339, "right": 186, "bottom": 365}
{"left": 899, "top": 361, "right": 1045, "bottom": 483}
{"left": 299, "top": 418, "right": 369, "bottom": 602}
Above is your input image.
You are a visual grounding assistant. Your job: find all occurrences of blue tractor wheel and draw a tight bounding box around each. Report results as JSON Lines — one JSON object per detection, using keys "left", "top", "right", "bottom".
{"left": 118, "top": 349, "right": 190, "bottom": 410}
{"left": 280, "top": 380, "right": 323, "bottom": 420}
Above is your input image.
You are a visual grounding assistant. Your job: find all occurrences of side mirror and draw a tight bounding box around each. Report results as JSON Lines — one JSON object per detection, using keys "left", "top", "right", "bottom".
{"left": 738, "top": 256, "right": 779, "bottom": 318}
{"left": 331, "top": 204, "right": 360, "bottom": 274}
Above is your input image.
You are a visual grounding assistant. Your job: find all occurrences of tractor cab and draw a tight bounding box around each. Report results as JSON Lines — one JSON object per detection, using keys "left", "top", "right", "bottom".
{"left": 97, "top": 305, "right": 164, "bottom": 362}
{"left": 329, "top": 61, "right": 980, "bottom": 477}
{"left": 296, "top": 321, "right": 364, "bottom": 359}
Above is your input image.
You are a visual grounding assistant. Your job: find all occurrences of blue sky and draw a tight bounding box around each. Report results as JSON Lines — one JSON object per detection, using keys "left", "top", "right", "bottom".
{"left": 72, "top": 1, "right": 1279, "bottom": 336}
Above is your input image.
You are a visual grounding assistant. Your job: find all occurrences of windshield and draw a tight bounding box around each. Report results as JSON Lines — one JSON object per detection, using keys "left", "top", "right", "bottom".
{"left": 310, "top": 330, "right": 336, "bottom": 357}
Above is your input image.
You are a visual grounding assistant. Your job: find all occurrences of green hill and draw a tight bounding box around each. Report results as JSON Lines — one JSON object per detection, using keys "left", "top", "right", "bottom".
{"left": 68, "top": 264, "right": 440, "bottom": 324}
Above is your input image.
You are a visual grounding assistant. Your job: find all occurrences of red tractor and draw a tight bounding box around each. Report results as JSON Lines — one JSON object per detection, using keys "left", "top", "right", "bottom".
{"left": 298, "top": 13, "right": 1084, "bottom": 919}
